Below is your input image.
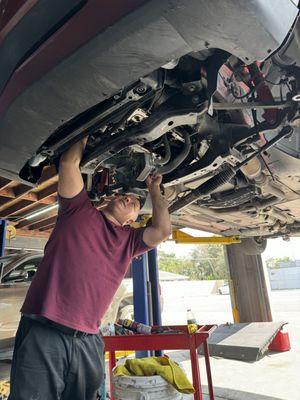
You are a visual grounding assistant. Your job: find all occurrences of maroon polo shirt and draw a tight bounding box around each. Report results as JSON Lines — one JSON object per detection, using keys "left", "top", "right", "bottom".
{"left": 21, "top": 189, "right": 150, "bottom": 333}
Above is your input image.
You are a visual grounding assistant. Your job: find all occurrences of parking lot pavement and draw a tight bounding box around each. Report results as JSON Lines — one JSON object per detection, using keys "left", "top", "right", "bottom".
{"left": 160, "top": 281, "right": 234, "bottom": 326}
{"left": 161, "top": 282, "right": 300, "bottom": 400}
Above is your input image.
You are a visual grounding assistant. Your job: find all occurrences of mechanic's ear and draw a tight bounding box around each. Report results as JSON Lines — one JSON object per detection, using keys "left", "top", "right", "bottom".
{"left": 125, "top": 218, "right": 134, "bottom": 226}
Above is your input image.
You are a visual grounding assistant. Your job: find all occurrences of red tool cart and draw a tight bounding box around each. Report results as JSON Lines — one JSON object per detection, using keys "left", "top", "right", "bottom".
{"left": 103, "top": 324, "right": 217, "bottom": 400}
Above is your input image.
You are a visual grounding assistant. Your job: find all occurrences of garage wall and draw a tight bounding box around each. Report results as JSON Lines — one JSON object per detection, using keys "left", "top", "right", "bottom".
{"left": 5, "top": 236, "right": 47, "bottom": 252}
{"left": 268, "top": 264, "right": 300, "bottom": 290}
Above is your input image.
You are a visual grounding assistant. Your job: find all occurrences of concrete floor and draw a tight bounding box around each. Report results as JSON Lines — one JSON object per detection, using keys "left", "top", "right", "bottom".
{"left": 108, "top": 286, "right": 299, "bottom": 400}
{"left": 0, "top": 287, "right": 299, "bottom": 399}
{"left": 172, "top": 348, "right": 298, "bottom": 400}
{"left": 162, "top": 286, "right": 300, "bottom": 400}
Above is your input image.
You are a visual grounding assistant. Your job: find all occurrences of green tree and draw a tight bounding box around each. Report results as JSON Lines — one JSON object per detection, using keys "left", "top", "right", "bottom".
{"left": 187, "top": 245, "right": 228, "bottom": 280}
{"left": 158, "top": 245, "right": 228, "bottom": 280}
{"left": 158, "top": 251, "right": 193, "bottom": 276}
{"left": 265, "top": 256, "right": 292, "bottom": 269}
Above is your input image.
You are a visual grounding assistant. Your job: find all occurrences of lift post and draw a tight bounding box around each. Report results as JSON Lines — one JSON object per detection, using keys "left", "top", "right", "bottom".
{"left": 225, "top": 243, "right": 272, "bottom": 323}
{"left": 132, "top": 247, "right": 163, "bottom": 358}
{"left": 132, "top": 253, "right": 150, "bottom": 358}
{"left": 0, "top": 219, "right": 6, "bottom": 257}
{"left": 148, "top": 248, "right": 162, "bottom": 326}
{"left": 148, "top": 247, "right": 162, "bottom": 356}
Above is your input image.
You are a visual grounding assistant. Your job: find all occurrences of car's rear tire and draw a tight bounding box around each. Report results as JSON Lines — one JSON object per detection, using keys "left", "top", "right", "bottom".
{"left": 239, "top": 237, "right": 267, "bottom": 255}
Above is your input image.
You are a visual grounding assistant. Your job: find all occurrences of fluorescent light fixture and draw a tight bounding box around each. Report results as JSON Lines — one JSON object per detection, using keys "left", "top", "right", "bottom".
{"left": 25, "top": 204, "right": 58, "bottom": 220}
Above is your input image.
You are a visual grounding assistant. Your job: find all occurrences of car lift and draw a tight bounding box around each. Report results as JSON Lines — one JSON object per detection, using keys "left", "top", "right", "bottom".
{"left": 0, "top": 220, "right": 10, "bottom": 398}
{"left": 132, "top": 248, "right": 162, "bottom": 358}
{"left": 0, "top": 219, "right": 6, "bottom": 258}
{"left": 135, "top": 216, "right": 242, "bottom": 245}
{"left": 125, "top": 229, "right": 241, "bottom": 399}
{"left": 172, "top": 230, "right": 241, "bottom": 245}
{"left": 131, "top": 229, "right": 241, "bottom": 358}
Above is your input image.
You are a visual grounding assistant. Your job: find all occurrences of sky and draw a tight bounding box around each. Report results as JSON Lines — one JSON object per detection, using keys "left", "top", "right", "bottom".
{"left": 158, "top": 228, "right": 300, "bottom": 261}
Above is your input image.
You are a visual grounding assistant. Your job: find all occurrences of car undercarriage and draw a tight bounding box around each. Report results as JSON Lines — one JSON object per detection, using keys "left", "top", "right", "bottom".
{"left": 1, "top": 0, "right": 300, "bottom": 247}
{"left": 19, "top": 35, "right": 300, "bottom": 243}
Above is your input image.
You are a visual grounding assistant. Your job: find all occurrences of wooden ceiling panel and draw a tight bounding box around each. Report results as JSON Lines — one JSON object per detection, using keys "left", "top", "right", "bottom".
{"left": 0, "top": 187, "right": 16, "bottom": 198}
{"left": 0, "top": 199, "right": 32, "bottom": 218}
{"left": 0, "top": 166, "right": 59, "bottom": 238}
{"left": 16, "top": 211, "right": 58, "bottom": 229}
{"left": 3, "top": 195, "right": 57, "bottom": 218}
{"left": 28, "top": 216, "right": 57, "bottom": 231}
{"left": 0, "top": 196, "right": 9, "bottom": 206}
{"left": 0, "top": 177, "right": 12, "bottom": 191}
{"left": 13, "top": 183, "right": 33, "bottom": 197}
{"left": 37, "top": 182, "right": 58, "bottom": 200}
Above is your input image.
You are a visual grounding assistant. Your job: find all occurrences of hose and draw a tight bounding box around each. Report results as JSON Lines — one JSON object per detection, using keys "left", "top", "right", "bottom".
{"left": 155, "top": 135, "right": 171, "bottom": 166}
{"left": 157, "top": 131, "right": 191, "bottom": 175}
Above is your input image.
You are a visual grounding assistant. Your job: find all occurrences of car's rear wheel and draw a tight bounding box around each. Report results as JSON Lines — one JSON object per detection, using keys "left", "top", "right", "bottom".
{"left": 239, "top": 237, "right": 267, "bottom": 255}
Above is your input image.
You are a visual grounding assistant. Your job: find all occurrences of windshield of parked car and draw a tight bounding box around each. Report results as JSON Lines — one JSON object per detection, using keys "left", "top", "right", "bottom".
{"left": 0, "top": 254, "right": 43, "bottom": 283}
{"left": 0, "top": 255, "right": 20, "bottom": 280}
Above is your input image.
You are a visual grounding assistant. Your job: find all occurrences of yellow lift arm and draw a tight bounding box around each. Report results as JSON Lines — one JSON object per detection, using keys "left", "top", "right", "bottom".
{"left": 171, "top": 230, "right": 241, "bottom": 245}
{"left": 134, "top": 216, "right": 241, "bottom": 245}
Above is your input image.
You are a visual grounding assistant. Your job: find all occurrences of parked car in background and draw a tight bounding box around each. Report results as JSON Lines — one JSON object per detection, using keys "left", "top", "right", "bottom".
{"left": 218, "top": 283, "right": 230, "bottom": 295}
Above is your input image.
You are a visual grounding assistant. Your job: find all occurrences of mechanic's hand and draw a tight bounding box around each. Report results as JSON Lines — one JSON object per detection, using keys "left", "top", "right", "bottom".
{"left": 146, "top": 173, "right": 162, "bottom": 193}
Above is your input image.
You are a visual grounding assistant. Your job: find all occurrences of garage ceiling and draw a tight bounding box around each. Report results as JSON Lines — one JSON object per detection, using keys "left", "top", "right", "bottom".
{"left": 0, "top": 167, "right": 58, "bottom": 238}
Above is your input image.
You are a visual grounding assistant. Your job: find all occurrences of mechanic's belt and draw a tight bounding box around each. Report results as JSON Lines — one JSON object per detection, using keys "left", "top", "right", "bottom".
{"left": 23, "top": 314, "right": 93, "bottom": 338}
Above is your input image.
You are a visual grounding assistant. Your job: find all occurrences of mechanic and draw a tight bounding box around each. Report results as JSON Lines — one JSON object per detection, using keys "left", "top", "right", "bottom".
{"left": 8, "top": 138, "right": 171, "bottom": 400}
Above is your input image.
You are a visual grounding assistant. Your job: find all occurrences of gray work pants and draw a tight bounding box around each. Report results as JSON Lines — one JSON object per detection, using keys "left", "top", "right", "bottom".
{"left": 8, "top": 316, "right": 104, "bottom": 400}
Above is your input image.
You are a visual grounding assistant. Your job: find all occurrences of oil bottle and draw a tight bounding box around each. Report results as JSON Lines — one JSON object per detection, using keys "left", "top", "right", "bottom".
{"left": 187, "top": 309, "right": 198, "bottom": 334}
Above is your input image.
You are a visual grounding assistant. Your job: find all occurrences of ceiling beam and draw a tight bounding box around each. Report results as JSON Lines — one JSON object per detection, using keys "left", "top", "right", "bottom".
{"left": 37, "top": 182, "right": 58, "bottom": 201}
{"left": 0, "top": 200, "right": 32, "bottom": 218}
{"left": 0, "top": 187, "right": 57, "bottom": 203}
{"left": 0, "top": 187, "right": 15, "bottom": 198}
{"left": 28, "top": 215, "right": 57, "bottom": 231}
{"left": 15, "top": 209, "right": 58, "bottom": 229}
{"left": 0, "top": 167, "right": 57, "bottom": 213}
{"left": 0, "top": 188, "right": 36, "bottom": 212}
{"left": 0, "top": 195, "right": 57, "bottom": 218}
{"left": 0, "top": 187, "right": 37, "bottom": 201}
{"left": 8, "top": 196, "right": 57, "bottom": 217}
{"left": 0, "top": 177, "right": 12, "bottom": 192}
{"left": 13, "top": 183, "right": 34, "bottom": 197}
{"left": 0, "top": 166, "right": 59, "bottom": 229}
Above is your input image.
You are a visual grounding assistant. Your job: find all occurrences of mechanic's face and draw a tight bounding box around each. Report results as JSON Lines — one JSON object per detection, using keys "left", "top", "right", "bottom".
{"left": 106, "top": 194, "right": 140, "bottom": 225}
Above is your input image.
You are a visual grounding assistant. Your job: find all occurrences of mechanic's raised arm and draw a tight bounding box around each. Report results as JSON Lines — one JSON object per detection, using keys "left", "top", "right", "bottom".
{"left": 58, "top": 138, "right": 88, "bottom": 198}
{"left": 143, "top": 174, "right": 171, "bottom": 248}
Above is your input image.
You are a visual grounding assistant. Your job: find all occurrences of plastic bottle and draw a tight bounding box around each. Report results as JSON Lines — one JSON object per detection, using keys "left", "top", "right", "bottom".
{"left": 187, "top": 309, "right": 198, "bottom": 334}
{"left": 118, "top": 319, "right": 152, "bottom": 334}
{"left": 100, "top": 323, "right": 115, "bottom": 336}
